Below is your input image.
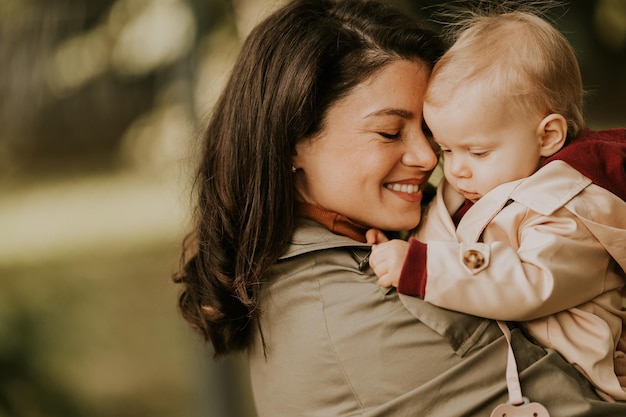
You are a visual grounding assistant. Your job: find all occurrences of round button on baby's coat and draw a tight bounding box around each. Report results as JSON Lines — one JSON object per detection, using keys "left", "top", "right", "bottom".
{"left": 463, "top": 249, "right": 485, "bottom": 269}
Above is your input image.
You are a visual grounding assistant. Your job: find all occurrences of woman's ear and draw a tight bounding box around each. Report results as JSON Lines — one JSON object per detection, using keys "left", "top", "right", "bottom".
{"left": 292, "top": 144, "right": 303, "bottom": 171}
{"left": 537, "top": 113, "right": 568, "bottom": 157}
{"left": 293, "top": 136, "right": 313, "bottom": 171}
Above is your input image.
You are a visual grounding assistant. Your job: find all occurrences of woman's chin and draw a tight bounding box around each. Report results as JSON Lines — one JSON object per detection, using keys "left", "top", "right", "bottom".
{"left": 382, "top": 217, "right": 421, "bottom": 233}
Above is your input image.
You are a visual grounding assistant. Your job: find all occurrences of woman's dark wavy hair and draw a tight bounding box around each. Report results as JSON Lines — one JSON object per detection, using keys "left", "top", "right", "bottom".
{"left": 174, "top": 0, "right": 444, "bottom": 357}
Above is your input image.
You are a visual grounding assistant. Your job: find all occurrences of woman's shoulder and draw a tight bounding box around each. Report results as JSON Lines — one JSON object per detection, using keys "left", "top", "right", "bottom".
{"left": 279, "top": 218, "right": 371, "bottom": 260}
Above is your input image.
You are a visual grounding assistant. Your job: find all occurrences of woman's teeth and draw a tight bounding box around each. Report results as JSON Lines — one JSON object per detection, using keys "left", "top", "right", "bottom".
{"left": 385, "top": 183, "right": 420, "bottom": 194}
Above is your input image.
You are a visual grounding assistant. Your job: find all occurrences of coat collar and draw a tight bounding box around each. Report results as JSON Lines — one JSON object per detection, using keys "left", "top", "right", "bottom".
{"left": 279, "top": 218, "right": 371, "bottom": 260}
{"left": 453, "top": 161, "right": 591, "bottom": 241}
{"left": 296, "top": 202, "right": 369, "bottom": 243}
{"left": 544, "top": 128, "right": 626, "bottom": 201}
{"left": 508, "top": 161, "right": 591, "bottom": 215}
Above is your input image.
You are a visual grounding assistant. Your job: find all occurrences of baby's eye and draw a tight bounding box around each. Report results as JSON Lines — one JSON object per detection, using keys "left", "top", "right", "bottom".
{"left": 469, "top": 150, "right": 490, "bottom": 158}
{"left": 439, "top": 146, "right": 451, "bottom": 154}
{"left": 379, "top": 131, "right": 401, "bottom": 140}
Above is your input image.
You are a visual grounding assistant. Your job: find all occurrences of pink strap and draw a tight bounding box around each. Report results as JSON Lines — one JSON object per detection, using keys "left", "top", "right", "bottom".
{"left": 496, "top": 320, "right": 525, "bottom": 405}
{"left": 491, "top": 321, "right": 551, "bottom": 417}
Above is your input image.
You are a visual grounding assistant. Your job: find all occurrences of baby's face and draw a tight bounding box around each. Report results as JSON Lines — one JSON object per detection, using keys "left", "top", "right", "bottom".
{"left": 423, "top": 97, "right": 544, "bottom": 202}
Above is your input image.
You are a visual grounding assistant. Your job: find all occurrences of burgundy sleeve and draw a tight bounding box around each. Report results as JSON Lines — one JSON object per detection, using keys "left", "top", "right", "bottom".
{"left": 397, "top": 238, "right": 428, "bottom": 298}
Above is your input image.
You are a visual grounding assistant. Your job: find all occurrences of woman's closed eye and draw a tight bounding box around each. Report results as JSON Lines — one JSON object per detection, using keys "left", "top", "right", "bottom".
{"left": 379, "top": 131, "right": 401, "bottom": 140}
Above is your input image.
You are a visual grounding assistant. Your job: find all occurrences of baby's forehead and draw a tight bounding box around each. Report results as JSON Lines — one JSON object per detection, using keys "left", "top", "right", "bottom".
{"left": 426, "top": 77, "right": 541, "bottom": 124}
{"left": 426, "top": 70, "right": 492, "bottom": 105}
{"left": 425, "top": 80, "right": 494, "bottom": 114}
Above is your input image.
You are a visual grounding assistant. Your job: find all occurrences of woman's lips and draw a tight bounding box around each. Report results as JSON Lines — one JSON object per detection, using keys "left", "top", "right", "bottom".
{"left": 385, "top": 183, "right": 420, "bottom": 194}
{"left": 384, "top": 181, "right": 423, "bottom": 203}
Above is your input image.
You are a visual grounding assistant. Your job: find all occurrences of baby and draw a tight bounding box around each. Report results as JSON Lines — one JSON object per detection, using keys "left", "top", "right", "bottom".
{"left": 368, "top": 9, "right": 626, "bottom": 401}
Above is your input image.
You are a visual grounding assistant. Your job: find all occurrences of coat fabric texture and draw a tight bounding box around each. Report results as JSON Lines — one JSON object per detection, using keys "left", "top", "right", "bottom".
{"left": 414, "top": 160, "right": 626, "bottom": 401}
{"left": 247, "top": 218, "right": 626, "bottom": 416}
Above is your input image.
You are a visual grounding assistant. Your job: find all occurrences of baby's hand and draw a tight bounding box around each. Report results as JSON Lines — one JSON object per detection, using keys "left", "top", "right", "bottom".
{"left": 368, "top": 239, "right": 409, "bottom": 288}
{"left": 365, "top": 228, "right": 389, "bottom": 244}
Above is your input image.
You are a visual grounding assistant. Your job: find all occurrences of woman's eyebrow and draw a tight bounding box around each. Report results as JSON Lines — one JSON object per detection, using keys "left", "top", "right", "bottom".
{"left": 365, "top": 108, "right": 414, "bottom": 119}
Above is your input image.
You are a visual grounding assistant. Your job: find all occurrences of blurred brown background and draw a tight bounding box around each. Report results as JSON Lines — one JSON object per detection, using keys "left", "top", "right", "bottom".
{"left": 0, "top": 1, "right": 624, "bottom": 416}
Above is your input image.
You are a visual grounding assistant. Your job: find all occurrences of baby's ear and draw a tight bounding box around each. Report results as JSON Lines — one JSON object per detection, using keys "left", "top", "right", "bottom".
{"left": 537, "top": 114, "right": 568, "bottom": 157}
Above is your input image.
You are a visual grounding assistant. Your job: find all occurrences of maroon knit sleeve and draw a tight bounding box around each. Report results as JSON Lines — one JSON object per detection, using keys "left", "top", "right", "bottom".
{"left": 397, "top": 238, "right": 428, "bottom": 298}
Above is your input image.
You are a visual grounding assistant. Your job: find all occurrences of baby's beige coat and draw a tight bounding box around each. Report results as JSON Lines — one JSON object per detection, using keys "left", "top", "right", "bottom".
{"left": 248, "top": 215, "right": 626, "bottom": 416}
{"left": 416, "top": 160, "right": 626, "bottom": 400}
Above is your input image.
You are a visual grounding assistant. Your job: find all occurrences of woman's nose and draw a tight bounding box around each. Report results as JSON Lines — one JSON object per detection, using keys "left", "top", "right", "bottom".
{"left": 402, "top": 136, "right": 439, "bottom": 171}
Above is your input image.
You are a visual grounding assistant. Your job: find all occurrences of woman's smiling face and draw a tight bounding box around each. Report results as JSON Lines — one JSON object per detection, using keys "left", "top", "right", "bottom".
{"left": 293, "top": 59, "right": 438, "bottom": 231}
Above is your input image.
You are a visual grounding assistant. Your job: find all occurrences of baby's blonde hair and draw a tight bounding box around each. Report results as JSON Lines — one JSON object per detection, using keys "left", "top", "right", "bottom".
{"left": 426, "top": 8, "right": 585, "bottom": 141}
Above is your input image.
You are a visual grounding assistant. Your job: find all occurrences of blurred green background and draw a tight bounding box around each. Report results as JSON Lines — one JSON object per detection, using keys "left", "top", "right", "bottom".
{"left": 0, "top": 1, "right": 624, "bottom": 416}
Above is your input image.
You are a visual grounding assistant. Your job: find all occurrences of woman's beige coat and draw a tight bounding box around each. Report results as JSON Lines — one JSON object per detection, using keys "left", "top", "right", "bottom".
{"left": 248, "top": 215, "right": 626, "bottom": 416}
{"left": 415, "top": 160, "right": 626, "bottom": 401}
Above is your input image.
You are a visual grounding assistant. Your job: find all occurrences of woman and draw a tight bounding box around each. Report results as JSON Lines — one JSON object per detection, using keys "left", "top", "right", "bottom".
{"left": 174, "top": 0, "right": 626, "bottom": 415}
